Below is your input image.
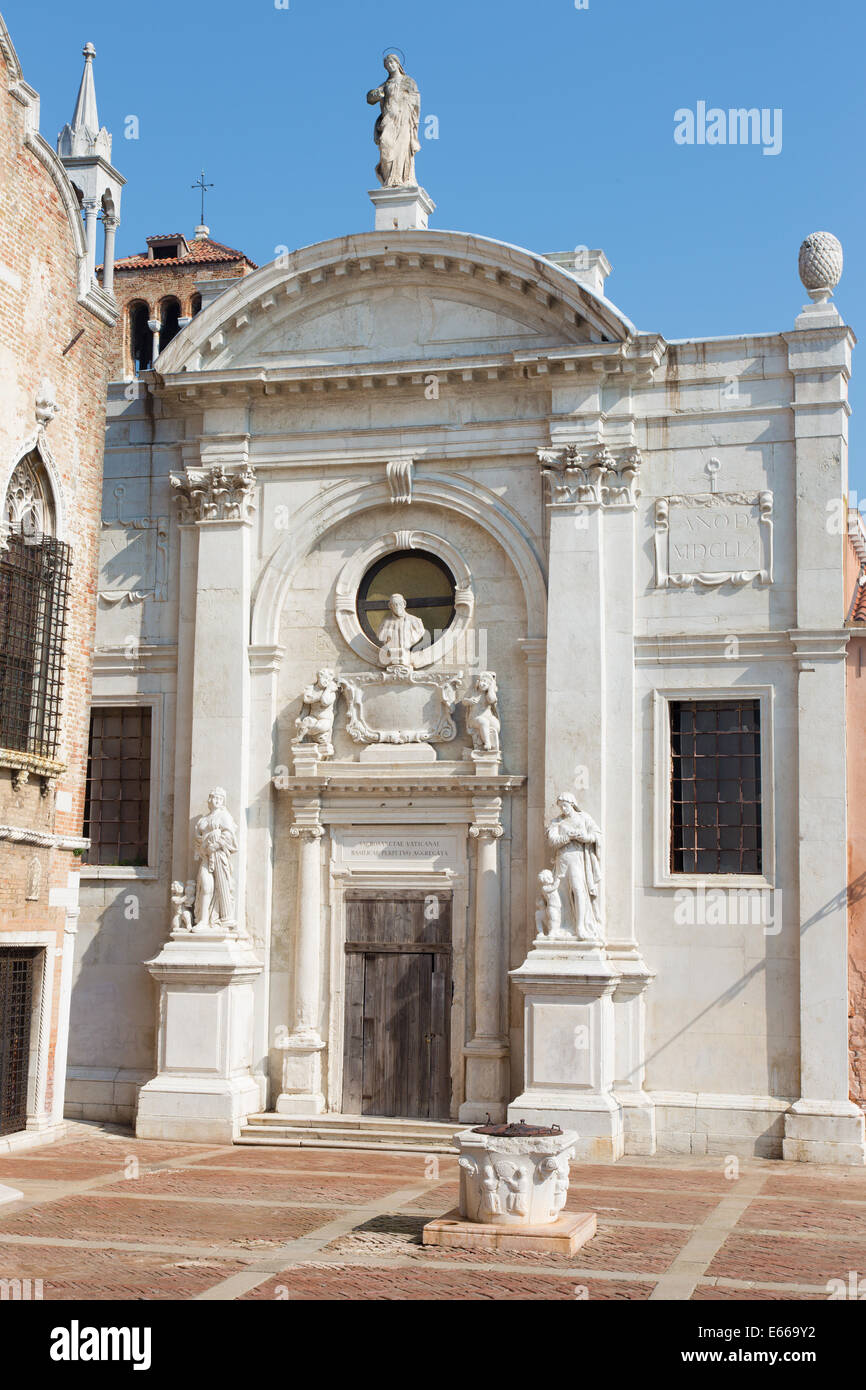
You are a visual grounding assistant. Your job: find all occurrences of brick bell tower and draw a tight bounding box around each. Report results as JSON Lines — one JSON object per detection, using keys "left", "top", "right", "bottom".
{"left": 100, "top": 218, "right": 257, "bottom": 383}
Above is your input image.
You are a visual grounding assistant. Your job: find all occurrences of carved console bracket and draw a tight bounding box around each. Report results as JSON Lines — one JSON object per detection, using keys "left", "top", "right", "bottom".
{"left": 386, "top": 457, "right": 414, "bottom": 504}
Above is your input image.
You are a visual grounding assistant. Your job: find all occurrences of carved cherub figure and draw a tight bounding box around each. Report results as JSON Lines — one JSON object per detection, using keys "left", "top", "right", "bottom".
{"left": 293, "top": 669, "right": 340, "bottom": 755}
{"left": 463, "top": 671, "right": 501, "bottom": 753}
{"left": 535, "top": 868, "right": 564, "bottom": 939}
{"left": 170, "top": 880, "right": 193, "bottom": 933}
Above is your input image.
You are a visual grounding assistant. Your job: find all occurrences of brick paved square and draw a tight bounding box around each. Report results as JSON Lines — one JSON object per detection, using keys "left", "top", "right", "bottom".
{"left": 0, "top": 1194, "right": 337, "bottom": 1251}
{"left": 1, "top": 1125, "right": 864, "bottom": 1301}
{"left": 0, "top": 1241, "right": 248, "bottom": 1301}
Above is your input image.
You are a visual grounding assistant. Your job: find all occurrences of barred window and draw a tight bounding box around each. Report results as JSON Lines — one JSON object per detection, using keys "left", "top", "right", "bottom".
{"left": 0, "top": 456, "right": 69, "bottom": 761}
{"left": 670, "top": 699, "right": 762, "bottom": 875}
{"left": 83, "top": 707, "right": 152, "bottom": 867}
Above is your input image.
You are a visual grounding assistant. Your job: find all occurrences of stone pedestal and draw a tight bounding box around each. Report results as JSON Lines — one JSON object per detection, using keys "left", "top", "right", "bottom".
{"left": 783, "top": 1099, "right": 866, "bottom": 1166}
{"left": 136, "top": 930, "right": 263, "bottom": 1143}
{"left": 509, "top": 940, "right": 624, "bottom": 1161}
{"left": 369, "top": 184, "right": 435, "bottom": 231}
{"left": 611, "top": 956, "right": 657, "bottom": 1155}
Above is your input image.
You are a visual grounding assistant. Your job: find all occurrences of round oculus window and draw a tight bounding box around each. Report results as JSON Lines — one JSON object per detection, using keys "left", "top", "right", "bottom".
{"left": 356, "top": 550, "right": 456, "bottom": 651}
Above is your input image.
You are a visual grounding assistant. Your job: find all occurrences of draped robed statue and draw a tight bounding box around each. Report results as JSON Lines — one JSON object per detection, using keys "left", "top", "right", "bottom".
{"left": 540, "top": 792, "right": 604, "bottom": 945}
{"left": 367, "top": 53, "right": 421, "bottom": 188}
{"left": 193, "top": 787, "right": 238, "bottom": 929}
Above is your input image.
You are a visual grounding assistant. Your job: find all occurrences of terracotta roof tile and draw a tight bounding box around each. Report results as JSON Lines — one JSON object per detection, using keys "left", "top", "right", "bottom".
{"left": 113, "top": 236, "right": 257, "bottom": 272}
{"left": 852, "top": 573, "right": 866, "bottom": 623}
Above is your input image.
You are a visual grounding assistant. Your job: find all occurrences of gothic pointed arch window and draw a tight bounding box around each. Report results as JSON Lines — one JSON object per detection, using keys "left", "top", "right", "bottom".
{"left": 4, "top": 453, "right": 56, "bottom": 539}
{"left": 0, "top": 452, "right": 71, "bottom": 762}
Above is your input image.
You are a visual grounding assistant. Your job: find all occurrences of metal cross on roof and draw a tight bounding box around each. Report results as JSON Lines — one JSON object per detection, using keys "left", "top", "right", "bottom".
{"left": 191, "top": 169, "right": 213, "bottom": 226}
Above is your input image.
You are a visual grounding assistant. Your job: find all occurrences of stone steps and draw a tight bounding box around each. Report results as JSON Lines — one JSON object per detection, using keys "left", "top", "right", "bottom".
{"left": 236, "top": 1112, "right": 463, "bottom": 1153}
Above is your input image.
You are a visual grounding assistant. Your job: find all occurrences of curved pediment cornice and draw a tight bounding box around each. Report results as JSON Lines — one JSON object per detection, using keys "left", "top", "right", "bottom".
{"left": 154, "top": 229, "right": 641, "bottom": 385}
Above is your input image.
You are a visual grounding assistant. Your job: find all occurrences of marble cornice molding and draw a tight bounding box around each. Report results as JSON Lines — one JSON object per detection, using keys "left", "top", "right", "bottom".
{"left": 92, "top": 644, "right": 177, "bottom": 675}
{"left": 154, "top": 232, "right": 643, "bottom": 378}
{"left": 155, "top": 338, "right": 664, "bottom": 402}
{"left": 517, "top": 637, "right": 547, "bottom": 666}
{"left": 634, "top": 632, "right": 793, "bottom": 665}
{"left": 0, "top": 823, "right": 88, "bottom": 852}
{"left": 278, "top": 774, "right": 526, "bottom": 797}
{"left": 248, "top": 644, "right": 286, "bottom": 674}
{"left": 788, "top": 629, "right": 850, "bottom": 666}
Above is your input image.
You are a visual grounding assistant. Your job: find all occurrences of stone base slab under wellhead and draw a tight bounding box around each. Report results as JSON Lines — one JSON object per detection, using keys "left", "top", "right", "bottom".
{"left": 422, "top": 1208, "right": 597, "bottom": 1255}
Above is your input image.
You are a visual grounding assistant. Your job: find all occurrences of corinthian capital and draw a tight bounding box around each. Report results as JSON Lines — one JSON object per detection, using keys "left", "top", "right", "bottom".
{"left": 170, "top": 463, "right": 257, "bottom": 524}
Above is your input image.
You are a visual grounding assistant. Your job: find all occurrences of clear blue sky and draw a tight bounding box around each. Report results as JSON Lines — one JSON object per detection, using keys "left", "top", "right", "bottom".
{"left": 6, "top": 0, "right": 865, "bottom": 490}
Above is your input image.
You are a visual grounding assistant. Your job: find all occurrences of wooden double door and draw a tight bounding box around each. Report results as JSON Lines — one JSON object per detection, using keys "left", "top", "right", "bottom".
{"left": 341, "top": 892, "right": 451, "bottom": 1120}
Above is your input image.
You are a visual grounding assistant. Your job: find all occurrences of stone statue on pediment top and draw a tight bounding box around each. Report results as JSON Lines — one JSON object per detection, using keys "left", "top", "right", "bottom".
{"left": 367, "top": 53, "right": 421, "bottom": 188}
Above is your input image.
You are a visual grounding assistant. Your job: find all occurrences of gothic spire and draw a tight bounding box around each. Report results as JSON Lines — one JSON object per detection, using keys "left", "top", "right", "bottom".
{"left": 58, "top": 42, "right": 111, "bottom": 160}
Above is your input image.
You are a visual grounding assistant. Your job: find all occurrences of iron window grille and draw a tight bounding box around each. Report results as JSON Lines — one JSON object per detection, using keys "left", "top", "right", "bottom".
{"left": 0, "top": 948, "right": 38, "bottom": 1138}
{"left": 0, "top": 532, "right": 71, "bottom": 760}
{"left": 83, "top": 706, "right": 152, "bottom": 867}
{"left": 670, "top": 698, "right": 762, "bottom": 875}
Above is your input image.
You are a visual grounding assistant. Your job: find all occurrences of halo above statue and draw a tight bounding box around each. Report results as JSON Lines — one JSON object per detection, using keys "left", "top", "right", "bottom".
{"left": 381, "top": 46, "right": 407, "bottom": 66}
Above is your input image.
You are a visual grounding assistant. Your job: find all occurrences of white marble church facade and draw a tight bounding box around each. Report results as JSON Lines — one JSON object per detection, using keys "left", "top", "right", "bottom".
{"left": 68, "top": 193, "right": 863, "bottom": 1163}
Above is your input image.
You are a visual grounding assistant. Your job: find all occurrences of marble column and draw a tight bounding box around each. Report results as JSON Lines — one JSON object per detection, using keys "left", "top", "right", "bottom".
{"left": 102, "top": 215, "right": 118, "bottom": 295}
{"left": 83, "top": 198, "right": 99, "bottom": 282}
{"left": 460, "top": 817, "right": 508, "bottom": 1123}
{"left": 276, "top": 820, "right": 326, "bottom": 1115}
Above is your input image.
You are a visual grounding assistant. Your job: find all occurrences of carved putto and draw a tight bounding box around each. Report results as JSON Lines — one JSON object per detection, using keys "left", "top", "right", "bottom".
{"left": 192, "top": 788, "right": 239, "bottom": 930}
{"left": 463, "top": 671, "right": 501, "bottom": 754}
{"left": 170, "top": 464, "right": 257, "bottom": 524}
{"left": 293, "top": 669, "right": 340, "bottom": 756}
{"left": 170, "top": 880, "right": 193, "bottom": 933}
{"left": 535, "top": 868, "right": 563, "bottom": 938}
{"left": 536, "top": 792, "right": 604, "bottom": 945}
{"left": 366, "top": 53, "right": 421, "bottom": 188}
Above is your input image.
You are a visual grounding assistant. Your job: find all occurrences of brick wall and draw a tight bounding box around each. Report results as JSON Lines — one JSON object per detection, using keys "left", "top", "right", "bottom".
{"left": 105, "top": 258, "right": 250, "bottom": 381}
{"left": 0, "top": 30, "right": 112, "bottom": 1126}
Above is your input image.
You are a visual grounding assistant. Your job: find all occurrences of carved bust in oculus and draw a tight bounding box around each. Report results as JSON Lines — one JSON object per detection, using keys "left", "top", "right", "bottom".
{"left": 366, "top": 53, "right": 421, "bottom": 188}
{"left": 544, "top": 792, "right": 604, "bottom": 944}
{"left": 377, "top": 592, "right": 426, "bottom": 669}
{"left": 463, "top": 671, "right": 501, "bottom": 753}
{"left": 293, "top": 668, "right": 340, "bottom": 755}
{"left": 193, "top": 788, "right": 239, "bottom": 930}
